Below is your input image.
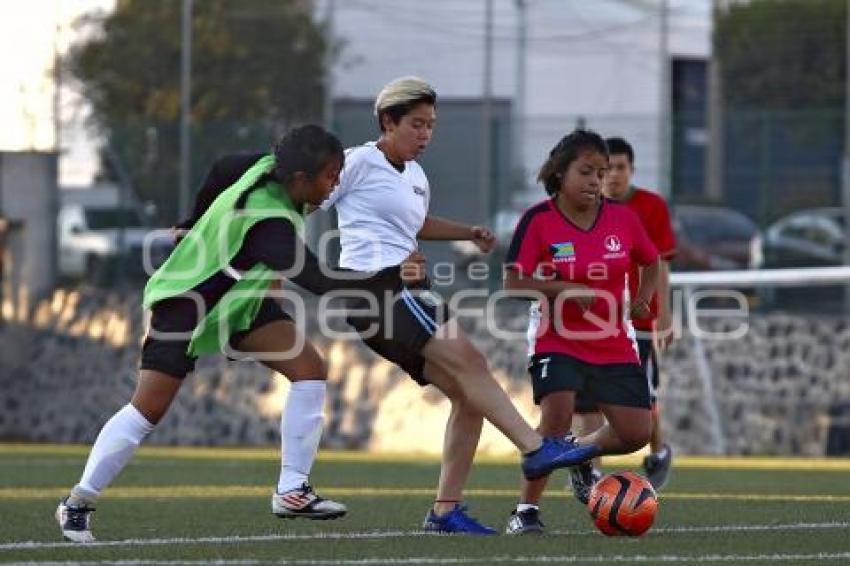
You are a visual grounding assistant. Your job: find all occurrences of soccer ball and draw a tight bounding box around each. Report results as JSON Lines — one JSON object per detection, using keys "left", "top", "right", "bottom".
{"left": 587, "top": 471, "right": 658, "bottom": 536}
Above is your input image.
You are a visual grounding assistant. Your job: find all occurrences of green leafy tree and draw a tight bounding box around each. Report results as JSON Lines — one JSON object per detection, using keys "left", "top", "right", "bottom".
{"left": 68, "top": 0, "right": 329, "bottom": 223}
{"left": 715, "top": 0, "right": 845, "bottom": 110}
{"left": 714, "top": 0, "right": 846, "bottom": 220}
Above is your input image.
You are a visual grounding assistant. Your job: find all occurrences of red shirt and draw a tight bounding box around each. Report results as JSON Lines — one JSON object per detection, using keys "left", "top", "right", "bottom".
{"left": 506, "top": 198, "right": 658, "bottom": 365}
{"left": 622, "top": 188, "right": 677, "bottom": 331}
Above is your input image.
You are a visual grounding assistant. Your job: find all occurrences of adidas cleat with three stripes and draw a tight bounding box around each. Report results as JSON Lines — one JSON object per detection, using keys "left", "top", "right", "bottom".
{"left": 271, "top": 483, "right": 347, "bottom": 520}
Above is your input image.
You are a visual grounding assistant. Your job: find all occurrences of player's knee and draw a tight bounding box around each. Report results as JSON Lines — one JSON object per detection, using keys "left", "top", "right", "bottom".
{"left": 283, "top": 347, "right": 328, "bottom": 380}
{"left": 438, "top": 376, "right": 465, "bottom": 402}
{"left": 310, "top": 356, "right": 329, "bottom": 379}
{"left": 451, "top": 394, "right": 483, "bottom": 421}
{"left": 440, "top": 380, "right": 481, "bottom": 419}
{"left": 131, "top": 399, "right": 168, "bottom": 425}
{"left": 618, "top": 423, "right": 652, "bottom": 452}
{"left": 293, "top": 358, "right": 328, "bottom": 381}
{"left": 449, "top": 343, "right": 488, "bottom": 375}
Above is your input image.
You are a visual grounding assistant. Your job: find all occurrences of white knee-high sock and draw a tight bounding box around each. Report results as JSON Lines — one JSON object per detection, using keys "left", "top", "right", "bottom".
{"left": 71, "top": 404, "right": 155, "bottom": 503}
{"left": 277, "top": 380, "right": 326, "bottom": 493}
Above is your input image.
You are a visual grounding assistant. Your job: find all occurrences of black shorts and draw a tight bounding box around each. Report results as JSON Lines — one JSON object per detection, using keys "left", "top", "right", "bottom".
{"left": 642, "top": 337, "right": 660, "bottom": 399}
{"left": 140, "top": 296, "right": 293, "bottom": 379}
{"left": 344, "top": 276, "right": 451, "bottom": 386}
{"left": 574, "top": 338, "right": 657, "bottom": 413}
{"left": 528, "top": 352, "right": 651, "bottom": 410}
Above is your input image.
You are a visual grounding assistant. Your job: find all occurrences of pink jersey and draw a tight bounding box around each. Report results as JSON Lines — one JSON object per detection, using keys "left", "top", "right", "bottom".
{"left": 506, "top": 198, "right": 658, "bottom": 365}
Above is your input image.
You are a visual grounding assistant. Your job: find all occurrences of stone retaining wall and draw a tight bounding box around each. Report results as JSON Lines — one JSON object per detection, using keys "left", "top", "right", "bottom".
{"left": 1, "top": 287, "right": 848, "bottom": 456}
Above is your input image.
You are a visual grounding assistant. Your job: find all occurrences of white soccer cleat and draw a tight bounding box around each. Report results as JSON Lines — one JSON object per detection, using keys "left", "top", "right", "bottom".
{"left": 271, "top": 483, "right": 346, "bottom": 520}
{"left": 55, "top": 497, "right": 96, "bottom": 543}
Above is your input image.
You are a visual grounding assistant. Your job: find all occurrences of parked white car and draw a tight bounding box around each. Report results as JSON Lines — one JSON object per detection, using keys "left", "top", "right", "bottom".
{"left": 57, "top": 204, "right": 171, "bottom": 282}
{"left": 763, "top": 207, "right": 845, "bottom": 268}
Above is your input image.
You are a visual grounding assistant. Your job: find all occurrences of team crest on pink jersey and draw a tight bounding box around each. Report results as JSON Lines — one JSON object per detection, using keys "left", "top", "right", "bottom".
{"left": 604, "top": 235, "right": 621, "bottom": 252}
{"left": 603, "top": 234, "right": 627, "bottom": 260}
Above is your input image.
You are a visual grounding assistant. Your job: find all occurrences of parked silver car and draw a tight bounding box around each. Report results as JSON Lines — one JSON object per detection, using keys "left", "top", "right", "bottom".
{"left": 670, "top": 205, "right": 763, "bottom": 272}
{"left": 763, "top": 207, "right": 846, "bottom": 268}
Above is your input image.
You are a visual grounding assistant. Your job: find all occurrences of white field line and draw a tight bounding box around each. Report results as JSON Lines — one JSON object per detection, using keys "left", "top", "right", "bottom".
{"left": 2, "top": 521, "right": 849, "bottom": 552}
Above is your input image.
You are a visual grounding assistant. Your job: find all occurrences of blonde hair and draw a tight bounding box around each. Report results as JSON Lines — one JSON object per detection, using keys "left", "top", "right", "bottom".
{"left": 373, "top": 77, "right": 437, "bottom": 131}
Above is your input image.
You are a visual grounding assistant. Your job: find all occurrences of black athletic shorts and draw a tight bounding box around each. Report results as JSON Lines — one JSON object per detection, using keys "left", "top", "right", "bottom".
{"left": 528, "top": 351, "right": 651, "bottom": 410}
{"left": 344, "top": 274, "right": 451, "bottom": 386}
{"left": 573, "top": 338, "right": 657, "bottom": 413}
{"left": 140, "top": 296, "right": 292, "bottom": 379}
{"left": 642, "top": 337, "right": 660, "bottom": 398}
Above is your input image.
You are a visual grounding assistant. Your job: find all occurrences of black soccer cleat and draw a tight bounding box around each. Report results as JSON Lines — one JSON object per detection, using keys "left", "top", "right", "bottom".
{"left": 568, "top": 462, "right": 603, "bottom": 505}
{"left": 505, "top": 508, "right": 545, "bottom": 535}
{"left": 55, "top": 497, "right": 95, "bottom": 543}
{"left": 643, "top": 444, "right": 673, "bottom": 490}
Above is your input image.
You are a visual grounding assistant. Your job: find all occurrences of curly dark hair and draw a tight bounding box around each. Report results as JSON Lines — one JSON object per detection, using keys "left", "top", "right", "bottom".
{"left": 537, "top": 129, "right": 608, "bottom": 196}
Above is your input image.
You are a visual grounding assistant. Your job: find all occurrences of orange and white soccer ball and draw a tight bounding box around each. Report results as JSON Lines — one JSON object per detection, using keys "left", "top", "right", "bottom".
{"left": 587, "top": 471, "right": 658, "bottom": 536}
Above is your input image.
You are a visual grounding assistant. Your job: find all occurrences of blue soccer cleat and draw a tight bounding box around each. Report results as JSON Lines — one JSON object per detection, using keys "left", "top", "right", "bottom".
{"left": 422, "top": 503, "right": 497, "bottom": 535}
{"left": 522, "top": 437, "right": 598, "bottom": 481}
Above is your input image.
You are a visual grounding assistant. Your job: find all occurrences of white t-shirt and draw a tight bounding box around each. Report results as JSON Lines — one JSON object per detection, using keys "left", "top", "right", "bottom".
{"left": 320, "top": 142, "right": 430, "bottom": 271}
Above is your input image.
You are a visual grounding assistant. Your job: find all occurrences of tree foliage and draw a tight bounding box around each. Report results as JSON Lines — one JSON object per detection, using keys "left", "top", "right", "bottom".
{"left": 714, "top": 0, "right": 847, "bottom": 222}
{"left": 68, "top": 0, "right": 328, "bottom": 223}
{"left": 715, "top": 0, "right": 845, "bottom": 110}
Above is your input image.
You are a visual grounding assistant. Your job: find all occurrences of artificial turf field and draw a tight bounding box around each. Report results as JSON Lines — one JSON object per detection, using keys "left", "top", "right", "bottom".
{"left": 1, "top": 444, "right": 849, "bottom": 564}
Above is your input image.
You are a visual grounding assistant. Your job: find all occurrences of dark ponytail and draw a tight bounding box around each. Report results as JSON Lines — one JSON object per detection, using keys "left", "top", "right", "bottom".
{"left": 177, "top": 125, "right": 345, "bottom": 232}
{"left": 537, "top": 128, "right": 608, "bottom": 196}
{"left": 272, "top": 124, "right": 344, "bottom": 184}
{"left": 235, "top": 125, "right": 344, "bottom": 210}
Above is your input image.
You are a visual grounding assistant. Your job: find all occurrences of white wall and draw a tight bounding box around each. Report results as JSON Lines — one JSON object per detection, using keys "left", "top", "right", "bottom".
{"left": 0, "top": 152, "right": 59, "bottom": 300}
{"left": 322, "top": 0, "right": 711, "bottom": 192}
{"left": 3, "top": 1, "right": 711, "bottom": 191}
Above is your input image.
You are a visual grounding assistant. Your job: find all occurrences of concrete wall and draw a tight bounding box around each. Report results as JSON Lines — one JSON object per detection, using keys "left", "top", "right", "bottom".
{"left": 0, "top": 151, "right": 58, "bottom": 303}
